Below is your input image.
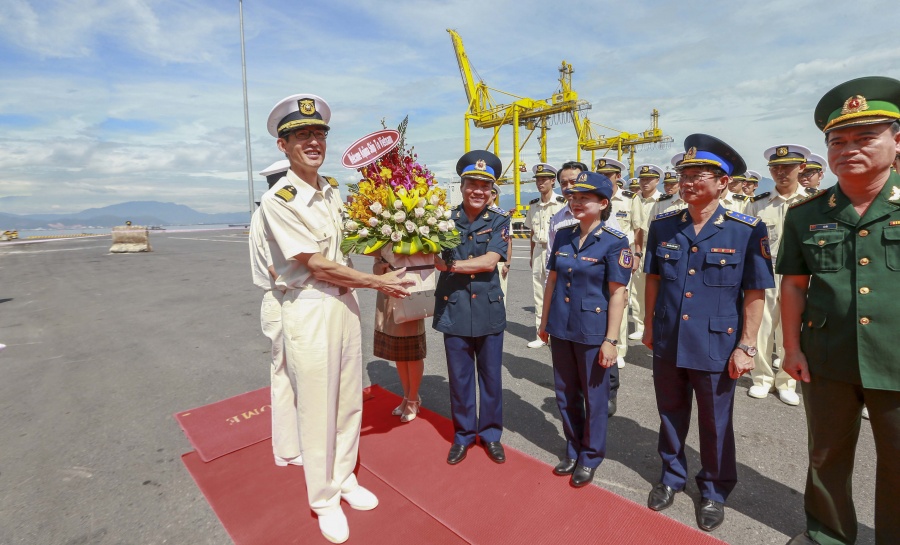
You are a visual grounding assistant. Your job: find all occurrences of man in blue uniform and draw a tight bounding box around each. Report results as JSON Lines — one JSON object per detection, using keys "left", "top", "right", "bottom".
{"left": 433, "top": 150, "right": 511, "bottom": 465}
{"left": 642, "top": 134, "right": 774, "bottom": 532}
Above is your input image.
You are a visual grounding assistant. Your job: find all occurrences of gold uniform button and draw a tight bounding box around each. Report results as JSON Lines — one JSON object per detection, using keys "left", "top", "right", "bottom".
{"left": 859, "top": 229, "right": 869, "bottom": 237}
{"left": 860, "top": 257, "right": 870, "bottom": 265}
{"left": 470, "top": 274, "right": 475, "bottom": 279}
{"left": 818, "top": 240, "right": 825, "bottom": 246}
{"left": 471, "top": 294, "right": 477, "bottom": 299}
{"left": 860, "top": 317, "right": 870, "bottom": 325}
{"left": 727, "top": 327, "right": 734, "bottom": 334}
{"left": 595, "top": 307, "right": 601, "bottom": 313}
{"left": 468, "top": 255, "right": 473, "bottom": 259}
{"left": 720, "top": 259, "right": 726, "bottom": 265}
{"left": 664, "top": 253, "right": 670, "bottom": 259}
{"left": 685, "top": 292, "right": 693, "bottom": 298}
{"left": 443, "top": 296, "right": 449, "bottom": 301}
{"left": 692, "top": 247, "right": 698, "bottom": 253}
{"left": 808, "top": 320, "right": 813, "bottom": 327}
{"left": 860, "top": 287, "right": 870, "bottom": 294}
{"left": 566, "top": 282, "right": 571, "bottom": 287}
{"left": 689, "top": 269, "right": 696, "bottom": 275}
{"left": 682, "top": 314, "right": 689, "bottom": 321}
{"left": 468, "top": 235, "right": 473, "bottom": 240}
{"left": 567, "top": 267, "right": 573, "bottom": 272}
{"left": 574, "top": 254, "right": 578, "bottom": 258}
{"left": 564, "top": 297, "right": 570, "bottom": 303}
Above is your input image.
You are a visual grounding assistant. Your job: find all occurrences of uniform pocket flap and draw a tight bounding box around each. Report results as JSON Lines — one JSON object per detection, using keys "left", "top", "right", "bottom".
{"left": 803, "top": 306, "right": 827, "bottom": 328}
{"left": 655, "top": 246, "right": 681, "bottom": 260}
{"left": 440, "top": 291, "right": 460, "bottom": 304}
{"left": 883, "top": 228, "right": 900, "bottom": 241}
{"left": 802, "top": 231, "right": 844, "bottom": 247}
{"left": 488, "top": 288, "right": 504, "bottom": 303}
{"left": 709, "top": 316, "right": 739, "bottom": 334}
{"left": 705, "top": 253, "right": 741, "bottom": 266}
{"left": 581, "top": 298, "right": 607, "bottom": 313}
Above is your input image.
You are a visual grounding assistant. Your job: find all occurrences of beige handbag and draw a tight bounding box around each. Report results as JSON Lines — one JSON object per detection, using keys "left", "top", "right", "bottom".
{"left": 381, "top": 248, "right": 436, "bottom": 324}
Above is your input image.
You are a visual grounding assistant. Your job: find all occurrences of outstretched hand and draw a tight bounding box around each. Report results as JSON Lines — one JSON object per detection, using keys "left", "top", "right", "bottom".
{"left": 378, "top": 267, "right": 415, "bottom": 298}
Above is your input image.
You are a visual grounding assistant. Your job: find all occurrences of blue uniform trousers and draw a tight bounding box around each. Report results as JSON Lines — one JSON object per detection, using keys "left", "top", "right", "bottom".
{"left": 653, "top": 356, "right": 737, "bottom": 503}
{"left": 550, "top": 337, "right": 610, "bottom": 468}
{"left": 444, "top": 332, "right": 504, "bottom": 446}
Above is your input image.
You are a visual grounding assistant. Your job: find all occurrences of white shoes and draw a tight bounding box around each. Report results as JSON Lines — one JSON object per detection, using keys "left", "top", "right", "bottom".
{"left": 0, "top": 343, "right": 5, "bottom": 352}
{"left": 778, "top": 389, "right": 801, "bottom": 406}
{"left": 274, "top": 454, "right": 303, "bottom": 467}
{"left": 862, "top": 406, "right": 870, "bottom": 420}
{"left": 318, "top": 509, "right": 349, "bottom": 544}
{"left": 341, "top": 485, "right": 379, "bottom": 511}
{"left": 747, "top": 385, "right": 772, "bottom": 399}
{"left": 616, "top": 357, "right": 626, "bottom": 368}
{"left": 627, "top": 329, "right": 644, "bottom": 340}
{"left": 527, "top": 338, "right": 546, "bottom": 348}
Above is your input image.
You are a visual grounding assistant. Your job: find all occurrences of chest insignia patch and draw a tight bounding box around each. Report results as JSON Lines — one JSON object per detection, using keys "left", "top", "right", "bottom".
{"left": 828, "top": 194, "right": 837, "bottom": 208}
{"left": 618, "top": 248, "right": 633, "bottom": 268}
{"left": 890, "top": 186, "right": 900, "bottom": 202}
{"left": 714, "top": 214, "right": 725, "bottom": 226}
{"left": 501, "top": 225, "right": 509, "bottom": 242}
{"left": 661, "top": 242, "right": 681, "bottom": 250}
{"left": 761, "top": 237, "right": 771, "bottom": 259}
{"left": 809, "top": 223, "right": 838, "bottom": 231}
{"left": 475, "top": 228, "right": 492, "bottom": 236}
{"left": 274, "top": 185, "right": 297, "bottom": 202}
{"left": 581, "top": 256, "right": 599, "bottom": 263}
{"left": 681, "top": 212, "right": 688, "bottom": 222}
{"left": 483, "top": 212, "right": 490, "bottom": 219}
{"left": 710, "top": 248, "right": 736, "bottom": 254}
{"left": 889, "top": 220, "right": 900, "bottom": 227}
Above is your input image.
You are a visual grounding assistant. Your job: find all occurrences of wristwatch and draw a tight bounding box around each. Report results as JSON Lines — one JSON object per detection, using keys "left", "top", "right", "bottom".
{"left": 737, "top": 343, "right": 758, "bottom": 357}
{"left": 634, "top": 251, "right": 643, "bottom": 258}
{"left": 603, "top": 337, "right": 619, "bottom": 346}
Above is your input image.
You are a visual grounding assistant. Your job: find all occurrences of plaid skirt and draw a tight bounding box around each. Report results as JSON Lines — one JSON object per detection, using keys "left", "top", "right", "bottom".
{"left": 373, "top": 330, "right": 427, "bottom": 362}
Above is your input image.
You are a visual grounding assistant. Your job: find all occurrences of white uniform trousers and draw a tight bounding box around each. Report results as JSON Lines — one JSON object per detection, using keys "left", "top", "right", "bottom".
{"left": 630, "top": 269, "right": 646, "bottom": 333}
{"left": 261, "top": 289, "right": 301, "bottom": 460}
{"left": 616, "top": 288, "right": 628, "bottom": 360}
{"left": 750, "top": 274, "right": 795, "bottom": 392}
{"left": 531, "top": 242, "right": 549, "bottom": 333}
{"left": 282, "top": 289, "right": 363, "bottom": 515}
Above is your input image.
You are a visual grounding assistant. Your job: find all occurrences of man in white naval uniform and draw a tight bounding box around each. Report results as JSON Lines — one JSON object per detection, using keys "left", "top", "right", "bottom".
{"left": 525, "top": 162, "right": 566, "bottom": 348}
{"left": 260, "top": 93, "right": 413, "bottom": 544}
{"left": 627, "top": 164, "right": 663, "bottom": 341}
{"left": 250, "top": 159, "right": 302, "bottom": 468}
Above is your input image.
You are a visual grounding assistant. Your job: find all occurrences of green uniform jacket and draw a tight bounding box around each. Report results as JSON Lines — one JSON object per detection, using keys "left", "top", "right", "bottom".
{"left": 777, "top": 172, "right": 900, "bottom": 391}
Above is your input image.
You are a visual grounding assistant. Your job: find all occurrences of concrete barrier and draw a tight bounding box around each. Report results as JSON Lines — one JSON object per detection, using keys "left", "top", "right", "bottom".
{"left": 110, "top": 225, "right": 151, "bottom": 253}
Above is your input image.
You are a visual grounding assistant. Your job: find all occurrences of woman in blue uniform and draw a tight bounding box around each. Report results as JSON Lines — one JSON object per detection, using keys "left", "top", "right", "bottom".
{"left": 538, "top": 171, "right": 633, "bottom": 487}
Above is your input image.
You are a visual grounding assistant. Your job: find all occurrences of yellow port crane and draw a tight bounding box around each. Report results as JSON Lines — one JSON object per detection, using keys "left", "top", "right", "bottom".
{"left": 447, "top": 29, "right": 591, "bottom": 218}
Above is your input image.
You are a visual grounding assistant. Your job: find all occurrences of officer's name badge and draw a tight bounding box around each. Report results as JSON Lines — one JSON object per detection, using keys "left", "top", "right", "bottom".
{"left": 475, "top": 228, "right": 492, "bottom": 235}
{"left": 616, "top": 211, "right": 628, "bottom": 217}
{"left": 555, "top": 251, "right": 569, "bottom": 257}
{"left": 660, "top": 242, "right": 681, "bottom": 250}
{"left": 581, "top": 256, "right": 599, "bottom": 262}
{"left": 710, "top": 248, "right": 736, "bottom": 254}
{"left": 809, "top": 223, "right": 837, "bottom": 231}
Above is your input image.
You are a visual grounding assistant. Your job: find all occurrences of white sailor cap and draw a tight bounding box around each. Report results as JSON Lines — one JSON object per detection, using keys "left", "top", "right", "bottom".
{"left": 267, "top": 94, "right": 331, "bottom": 138}
{"left": 532, "top": 163, "right": 558, "bottom": 178}
{"left": 594, "top": 157, "right": 626, "bottom": 174}
{"left": 260, "top": 159, "right": 291, "bottom": 188}
{"left": 628, "top": 177, "right": 640, "bottom": 187}
{"left": 745, "top": 170, "right": 761, "bottom": 182}
{"left": 805, "top": 153, "right": 826, "bottom": 171}
{"left": 764, "top": 144, "right": 810, "bottom": 166}
{"left": 670, "top": 152, "right": 685, "bottom": 167}
{"left": 637, "top": 164, "right": 663, "bottom": 179}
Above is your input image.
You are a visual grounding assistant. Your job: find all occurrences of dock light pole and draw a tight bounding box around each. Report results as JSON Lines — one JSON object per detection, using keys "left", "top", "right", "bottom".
{"left": 239, "top": 0, "right": 255, "bottom": 214}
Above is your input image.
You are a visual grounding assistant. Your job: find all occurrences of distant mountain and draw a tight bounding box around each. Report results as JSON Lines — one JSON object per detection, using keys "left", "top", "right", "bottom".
{"left": 0, "top": 201, "right": 250, "bottom": 229}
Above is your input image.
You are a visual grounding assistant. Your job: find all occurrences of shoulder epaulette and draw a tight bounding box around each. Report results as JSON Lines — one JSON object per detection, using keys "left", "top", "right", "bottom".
{"left": 621, "top": 190, "right": 636, "bottom": 199}
{"left": 529, "top": 197, "right": 539, "bottom": 205}
{"left": 654, "top": 209, "right": 680, "bottom": 221}
{"left": 805, "top": 187, "right": 821, "bottom": 195}
{"left": 752, "top": 192, "right": 771, "bottom": 202}
{"left": 602, "top": 225, "right": 626, "bottom": 238}
{"left": 725, "top": 210, "right": 761, "bottom": 227}
{"left": 556, "top": 195, "right": 566, "bottom": 203}
{"left": 789, "top": 188, "right": 829, "bottom": 209}
{"left": 658, "top": 194, "right": 674, "bottom": 202}
{"left": 274, "top": 185, "right": 297, "bottom": 202}
{"left": 323, "top": 176, "right": 339, "bottom": 188}
{"left": 488, "top": 205, "right": 509, "bottom": 216}
{"left": 733, "top": 194, "right": 748, "bottom": 201}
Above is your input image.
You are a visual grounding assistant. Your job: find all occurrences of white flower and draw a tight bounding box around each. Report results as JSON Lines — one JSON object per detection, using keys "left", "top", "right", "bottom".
{"left": 405, "top": 220, "right": 417, "bottom": 233}
{"left": 418, "top": 225, "right": 430, "bottom": 236}
{"left": 393, "top": 200, "right": 403, "bottom": 210}
{"left": 358, "top": 228, "right": 369, "bottom": 237}
{"left": 417, "top": 197, "right": 427, "bottom": 208}
{"left": 443, "top": 210, "right": 452, "bottom": 219}
{"left": 367, "top": 216, "right": 379, "bottom": 227}
{"left": 438, "top": 221, "right": 449, "bottom": 232}
{"left": 390, "top": 231, "right": 403, "bottom": 242}
{"left": 426, "top": 216, "right": 437, "bottom": 226}
{"left": 393, "top": 210, "right": 407, "bottom": 222}
{"left": 344, "top": 220, "right": 358, "bottom": 232}
{"left": 434, "top": 206, "right": 444, "bottom": 216}
{"left": 447, "top": 219, "right": 456, "bottom": 230}
{"left": 369, "top": 202, "right": 383, "bottom": 214}
{"left": 414, "top": 207, "right": 425, "bottom": 218}
{"left": 381, "top": 210, "right": 392, "bottom": 219}
{"left": 430, "top": 194, "right": 440, "bottom": 205}
{"left": 380, "top": 224, "right": 393, "bottom": 236}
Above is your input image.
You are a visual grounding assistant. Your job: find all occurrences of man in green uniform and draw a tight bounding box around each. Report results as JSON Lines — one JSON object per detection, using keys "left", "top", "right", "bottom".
{"left": 779, "top": 76, "right": 900, "bottom": 545}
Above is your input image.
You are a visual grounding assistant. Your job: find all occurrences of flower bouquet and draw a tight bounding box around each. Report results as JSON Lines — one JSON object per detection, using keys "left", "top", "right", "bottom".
{"left": 341, "top": 121, "right": 458, "bottom": 323}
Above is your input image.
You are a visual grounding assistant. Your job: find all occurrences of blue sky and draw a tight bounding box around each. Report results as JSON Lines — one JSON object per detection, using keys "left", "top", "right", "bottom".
{"left": 1, "top": 0, "right": 898, "bottom": 215}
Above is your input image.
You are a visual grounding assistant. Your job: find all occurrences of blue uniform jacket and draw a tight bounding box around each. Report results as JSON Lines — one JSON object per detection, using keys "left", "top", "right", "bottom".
{"left": 546, "top": 224, "right": 633, "bottom": 345}
{"left": 433, "top": 204, "right": 510, "bottom": 337}
{"left": 644, "top": 206, "right": 774, "bottom": 372}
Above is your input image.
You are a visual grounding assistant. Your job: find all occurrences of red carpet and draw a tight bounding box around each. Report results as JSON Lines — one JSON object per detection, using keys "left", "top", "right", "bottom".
{"left": 181, "top": 385, "right": 727, "bottom": 544}
{"left": 174, "top": 387, "right": 271, "bottom": 461}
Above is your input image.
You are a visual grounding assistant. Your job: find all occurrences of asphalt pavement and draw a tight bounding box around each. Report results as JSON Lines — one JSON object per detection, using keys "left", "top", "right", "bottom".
{"left": 0, "top": 231, "right": 878, "bottom": 544}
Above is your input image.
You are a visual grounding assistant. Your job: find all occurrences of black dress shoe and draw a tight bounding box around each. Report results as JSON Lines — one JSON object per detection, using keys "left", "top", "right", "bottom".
{"left": 647, "top": 483, "right": 678, "bottom": 511}
{"left": 570, "top": 465, "right": 596, "bottom": 487}
{"left": 447, "top": 443, "right": 469, "bottom": 465}
{"left": 696, "top": 498, "right": 725, "bottom": 531}
{"left": 553, "top": 458, "right": 577, "bottom": 476}
{"left": 484, "top": 441, "right": 506, "bottom": 463}
{"left": 608, "top": 397, "right": 617, "bottom": 417}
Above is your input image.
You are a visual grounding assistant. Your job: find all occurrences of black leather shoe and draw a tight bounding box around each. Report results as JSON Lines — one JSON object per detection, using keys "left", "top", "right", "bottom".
{"left": 608, "top": 397, "right": 617, "bottom": 417}
{"left": 447, "top": 443, "right": 469, "bottom": 465}
{"left": 484, "top": 441, "right": 506, "bottom": 463}
{"left": 647, "top": 483, "right": 678, "bottom": 511}
{"left": 553, "top": 458, "right": 577, "bottom": 476}
{"left": 570, "top": 465, "right": 596, "bottom": 487}
{"left": 696, "top": 498, "right": 725, "bottom": 531}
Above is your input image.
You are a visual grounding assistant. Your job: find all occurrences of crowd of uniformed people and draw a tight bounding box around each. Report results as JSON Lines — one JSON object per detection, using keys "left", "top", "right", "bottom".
{"left": 248, "top": 76, "right": 900, "bottom": 545}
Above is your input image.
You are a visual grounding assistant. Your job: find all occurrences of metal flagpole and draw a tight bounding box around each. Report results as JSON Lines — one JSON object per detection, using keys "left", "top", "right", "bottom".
{"left": 239, "top": 0, "right": 255, "bottom": 214}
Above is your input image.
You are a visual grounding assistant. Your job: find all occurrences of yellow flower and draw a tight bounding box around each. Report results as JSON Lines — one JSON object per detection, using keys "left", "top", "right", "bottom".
{"left": 380, "top": 167, "right": 393, "bottom": 182}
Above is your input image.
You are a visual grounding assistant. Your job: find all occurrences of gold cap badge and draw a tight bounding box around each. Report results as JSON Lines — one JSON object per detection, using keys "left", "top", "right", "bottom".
{"left": 641, "top": 165, "right": 649, "bottom": 173}
{"left": 599, "top": 159, "right": 607, "bottom": 167}
{"left": 475, "top": 159, "right": 486, "bottom": 171}
{"left": 685, "top": 147, "right": 697, "bottom": 160}
{"left": 776, "top": 146, "right": 788, "bottom": 157}
{"left": 841, "top": 95, "right": 869, "bottom": 115}
{"left": 536, "top": 165, "right": 544, "bottom": 172}
{"left": 298, "top": 99, "right": 315, "bottom": 116}
{"left": 577, "top": 172, "right": 588, "bottom": 182}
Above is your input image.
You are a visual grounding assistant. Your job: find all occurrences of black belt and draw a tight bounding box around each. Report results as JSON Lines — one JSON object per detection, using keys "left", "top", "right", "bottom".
{"left": 388, "top": 264, "right": 435, "bottom": 272}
